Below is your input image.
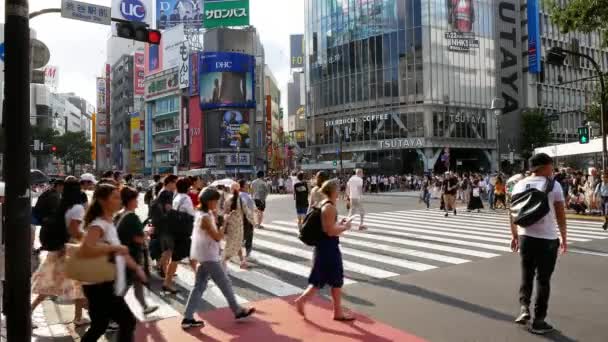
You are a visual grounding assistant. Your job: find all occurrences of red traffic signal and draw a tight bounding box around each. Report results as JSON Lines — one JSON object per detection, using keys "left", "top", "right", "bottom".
{"left": 51, "top": 146, "right": 57, "bottom": 153}
{"left": 148, "top": 30, "right": 162, "bottom": 45}
{"left": 116, "top": 22, "right": 162, "bottom": 45}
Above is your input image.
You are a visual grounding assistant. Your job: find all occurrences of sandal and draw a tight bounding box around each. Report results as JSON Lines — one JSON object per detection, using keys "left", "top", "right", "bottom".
{"left": 333, "top": 315, "right": 356, "bottom": 322}
{"left": 235, "top": 307, "right": 256, "bottom": 320}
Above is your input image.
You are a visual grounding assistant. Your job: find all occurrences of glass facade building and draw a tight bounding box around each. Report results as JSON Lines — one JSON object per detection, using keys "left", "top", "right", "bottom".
{"left": 305, "top": 0, "right": 498, "bottom": 173}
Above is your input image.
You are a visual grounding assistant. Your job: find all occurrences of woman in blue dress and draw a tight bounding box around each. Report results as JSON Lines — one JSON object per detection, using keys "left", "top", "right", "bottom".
{"left": 294, "top": 179, "right": 354, "bottom": 321}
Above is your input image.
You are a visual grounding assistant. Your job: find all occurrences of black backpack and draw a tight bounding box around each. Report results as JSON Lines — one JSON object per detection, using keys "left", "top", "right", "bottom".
{"left": 299, "top": 202, "right": 331, "bottom": 246}
{"left": 167, "top": 197, "right": 194, "bottom": 239}
{"left": 39, "top": 210, "right": 69, "bottom": 252}
{"left": 510, "top": 178, "right": 555, "bottom": 227}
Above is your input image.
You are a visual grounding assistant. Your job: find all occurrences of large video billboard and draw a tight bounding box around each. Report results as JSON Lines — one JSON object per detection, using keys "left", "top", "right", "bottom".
{"left": 157, "top": 0, "right": 203, "bottom": 29}
{"left": 205, "top": 109, "right": 250, "bottom": 149}
{"left": 290, "top": 34, "right": 304, "bottom": 69}
{"left": 199, "top": 52, "right": 255, "bottom": 109}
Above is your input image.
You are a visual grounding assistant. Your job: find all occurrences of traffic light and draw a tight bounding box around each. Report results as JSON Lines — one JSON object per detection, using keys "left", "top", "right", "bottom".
{"left": 51, "top": 145, "right": 57, "bottom": 153}
{"left": 116, "top": 21, "right": 162, "bottom": 45}
{"left": 578, "top": 126, "right": 590, "bottom": 144}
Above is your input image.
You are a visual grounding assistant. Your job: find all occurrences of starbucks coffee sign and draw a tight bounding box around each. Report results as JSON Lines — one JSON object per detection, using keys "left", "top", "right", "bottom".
{"left": 378, "top": 138, "right": 425, "bottom": 149}
{"left": 325, "top": 113, "right": 389, "bottom": 127}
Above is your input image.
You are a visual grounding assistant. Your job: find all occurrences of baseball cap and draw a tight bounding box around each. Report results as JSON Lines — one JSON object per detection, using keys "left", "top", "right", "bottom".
{"left": 80, "top": 173, "right": 97, "bottom": 184}
{"left": 528, "top": 153, "right": 553, "bottom": 171}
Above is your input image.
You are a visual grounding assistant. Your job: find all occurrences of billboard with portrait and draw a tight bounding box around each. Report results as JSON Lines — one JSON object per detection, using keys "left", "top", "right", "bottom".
{"left": 445, "top": 0, "right": 479, "bottom": 51}
{"left": 157, "top": 0, "right": 203, "bottom": 29}
{"left": 199, "top": 52, "right": 255, "bottom": 109}
{"left": 220, "top": 110, "right": 250, "bottom": 148}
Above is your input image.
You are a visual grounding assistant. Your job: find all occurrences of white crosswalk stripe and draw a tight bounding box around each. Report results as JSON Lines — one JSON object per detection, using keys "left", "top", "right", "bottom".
{"left": 110, "top": 208, "right": 606, "bottom": 324}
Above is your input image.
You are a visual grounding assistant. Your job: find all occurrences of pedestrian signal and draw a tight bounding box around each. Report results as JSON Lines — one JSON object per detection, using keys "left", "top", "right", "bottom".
{"left": 578, "top": 126, "right": 590, "bottom": 144}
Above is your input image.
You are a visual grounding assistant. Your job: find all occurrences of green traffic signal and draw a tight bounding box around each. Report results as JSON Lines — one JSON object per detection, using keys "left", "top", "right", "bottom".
{"left": 578, "top": 126, "right": 590, "bottom": 144}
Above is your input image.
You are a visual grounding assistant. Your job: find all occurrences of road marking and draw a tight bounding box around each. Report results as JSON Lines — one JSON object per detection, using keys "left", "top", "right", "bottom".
{"left": 370, "top": 212, "right": 594, "bottom": 242}
{"left": 570, "top": 249, "right": 608, "bottom": 257}
{"left": 124, "top": 284, "right": 180, "bottom": 322}
{"left": 264, "top": 223, "right": 470, "bottom": 264}
{"left": 226, "top": 262, "right": 302, "bottom": 297}
{"left": 250, "top": 250, "right": 356, "bottom": 285}
{"left": 274, "top": 220, "right": 499, "bottom": 258}
{"left": 254, "top": 235, "right": 403, "bottom": 276}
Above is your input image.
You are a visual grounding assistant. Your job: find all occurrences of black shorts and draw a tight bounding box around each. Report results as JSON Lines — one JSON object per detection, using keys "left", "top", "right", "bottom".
{"left": 160, "top": 234, "right": 175, "bottom": 252}
{"left": 254, "top": 199, "right": 266, "bottom": 212}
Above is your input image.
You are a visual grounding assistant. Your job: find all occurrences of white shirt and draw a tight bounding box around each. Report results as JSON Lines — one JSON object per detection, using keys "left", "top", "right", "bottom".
{"left": 347, "top": 175, "right": 364, "bottom": 200}
{"left": 278, "top": 178, "right": 285, "bottom": 186}
{"left": 371, "top": 176, "right": 377, "bottom": 184}
{"left": 173, "top": 193, "right": 196, "bottom": 217}
{"left": 89, "top": 218, "right": 127, "bottom": 295}
{"left": 64, "top": 204, "right": 85, "bottom": 231}
{"left": 512, "top": 176, "right": 564, "bottom": 240}
{"left": 190, "top": 212, "right": 221, "bottom": 262}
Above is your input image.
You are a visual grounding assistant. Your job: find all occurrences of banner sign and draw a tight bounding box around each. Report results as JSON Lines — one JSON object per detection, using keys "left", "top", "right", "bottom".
{"left": 290, "top": 34, "right": 304, "bottom": 69}
{"left": 111, "top": 0, "right": 153, "bottom": 26}
{"left": 61, "top": 0, "right": 111, "bottom": 26}
{"left": 189, "top": 52, "right": 199, "bottom": 96}
{"left": 157, "top": 0, "right": 203, "bottom": 29}
{"left": 199, "top": 52, "right": 255, "bottom": 109}
{"left": 325, "top": 113, "right": 389, "bottom": 127}
{"left": 206, "top": 153, "right": 251, "bottom": 166}
{"left": 130, "top": 112, "right": 142, "bottom": 151}
{"left": 92, "top": 113, "right": 97, "bottom": 161}
{"left": 145, "top": 69, "right": 179, "bottom": 99}
{"left": 445, "top": 0, "right": 479, "bottom": 52}
{"left": 378, "top": 138, "right": 426, "bottom": 150}
{"left": 527, "top": 0, "right": 541, "bottom": 73}
{"left": 203, "top": 0, "right": 250, "bottom": 29}
{"left": 134, "top": 52, "right": 145, "bottom": 95}
{"left": 162, "top": 24, "right": 185, "bottom": 70}
{"left": 179, "top": 41, "right": 190, "bottom": 89}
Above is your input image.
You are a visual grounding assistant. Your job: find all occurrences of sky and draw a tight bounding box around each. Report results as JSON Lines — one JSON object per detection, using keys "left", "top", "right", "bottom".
{"left": 0, "top": 0, "right": 304, "bottom": 111}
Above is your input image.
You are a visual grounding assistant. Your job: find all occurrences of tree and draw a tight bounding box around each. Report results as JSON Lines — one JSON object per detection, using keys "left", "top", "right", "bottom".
{"left": 52, "top": 131, "right": 92, "bottom": 174}
{"left": 548, "top": 0, "right": 608, "bottom": 47}
{"left": 521, "top": 110, "right": 552, "bottom": 160}
{"left": 31, "top": 125, "right": 58, "bottom": 156}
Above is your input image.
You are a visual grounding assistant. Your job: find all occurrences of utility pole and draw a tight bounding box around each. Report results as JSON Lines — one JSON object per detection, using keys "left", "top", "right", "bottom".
{"left": 4, "top": 0, "right": 33, "bottom": 340}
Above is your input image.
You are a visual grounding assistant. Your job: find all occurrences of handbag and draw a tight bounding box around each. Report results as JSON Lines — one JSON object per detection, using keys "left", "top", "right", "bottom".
{"left": 510, "top": 178, "right": 555, "bottom": 227}
{"left": 167, "top": 198, "right": 194, "bottom": 239}
{"left": 64, "top": 243, "right": 116, "bottom": 283}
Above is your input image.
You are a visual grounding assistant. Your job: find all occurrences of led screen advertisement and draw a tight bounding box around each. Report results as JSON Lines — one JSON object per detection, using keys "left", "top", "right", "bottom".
{"left": 326, "top": 0, "right": 397, "bottom": 47}
{"left": 220, "top": 110, "right": 250, "bottom": 148}
{"left": 157, "top": 0, "right": 203, "bottom": 30}
{"left": 199, "top": 52, "right": 255, "bottom": 109}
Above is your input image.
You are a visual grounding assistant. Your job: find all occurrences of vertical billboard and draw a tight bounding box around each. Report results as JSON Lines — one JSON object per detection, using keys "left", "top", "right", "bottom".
{"left": 157, "top": 0, "right": 203, "bottom": 29}
{"left": 445, "top": 0, "right": 479, "bottom": 51}
{"left": 145, "top": 43, "right": 163, "bottom": 75}
{"left": 43, "top": 65, "right": 59, "bottom": 92}
{"left": 527, "top": 0, "right": 541, "bottom": 74}
{"left": 203, "top": 0, "right": 250, "bottom": 29}
{"left": 162, "top": 24, "right": 186, "bottom": 70}
{"left": 189, "top": 52, "right": 200, "bottom": 96}
{"left": 199, "top": 52, "right": 255, "bottom": 109}
{"left": 290, "top": 34, "right": 304, "bottom": 69}
{"left": 189, "top": 97, "right": 203, "bottom": 166}
{"left": 91, "top": 113, "right": 96, "bottom": 161}
{"left": 111, "top": 0, "right": 153, "bottom": 26}
{"left": 95, "top": 78, "right": 107, "bottom": 134}
{"left": 134, "top": 52, "right": 145, "bottom": 95}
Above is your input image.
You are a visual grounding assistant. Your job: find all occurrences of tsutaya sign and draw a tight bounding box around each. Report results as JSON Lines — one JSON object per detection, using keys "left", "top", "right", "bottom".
{"left": 448, "top": 113, "right": 487, "bottom": 124}
{"left": 379, "top": 138, "right": 425, "bottom": 149}
{"left": 325, "top": 114, "right": 389, "bottom": 127}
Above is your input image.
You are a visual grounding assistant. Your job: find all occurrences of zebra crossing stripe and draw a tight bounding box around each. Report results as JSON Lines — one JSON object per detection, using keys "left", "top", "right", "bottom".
{"left": 256, "top": 227, "right": 436, "bottom": 272}
{"left": 362, "top": 217, "right": 516, "bottom": 244}
{"left": 368, "top": 213, "right": 593, "bottom": 242}
{"left": 253, "top": 235, "right": 403, "bottom": 276}
{"left": 249, "top": 249, "right": 356, "bottom": 285}
{"left": 264, "top": 223, "right": 470, "bottom": 265}
{"left": 409, "top": 210, "right": 605, "bottom": 232}
{"left": 176, "top": 265, "right": 249, "bottom": 308}
{"left": 392, "top": 212, "right": 607, "bottom": 240}
{"left": 225, "top": 262, "right": 302, "bottom": 297}
{"left": 124, "top": 284, "right": 181, "bottom": 322}
{"left": 273, "top": 220, "right": 500, "bottom": 258}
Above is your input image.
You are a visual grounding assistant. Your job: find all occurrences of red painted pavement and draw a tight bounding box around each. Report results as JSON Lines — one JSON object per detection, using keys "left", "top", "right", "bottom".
{"left": 135, "top": 295, "right": 428, "bottom": 341}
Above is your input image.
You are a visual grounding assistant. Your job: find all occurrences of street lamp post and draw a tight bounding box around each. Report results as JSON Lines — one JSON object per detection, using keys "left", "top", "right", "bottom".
{"left": 491, "top": 97, "right": 506, "bottom": 174}
{"left": 547, "top": 46, "right": 607, "bottom": 171}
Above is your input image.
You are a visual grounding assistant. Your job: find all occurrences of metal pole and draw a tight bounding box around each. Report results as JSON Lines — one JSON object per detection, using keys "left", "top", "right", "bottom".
{"left": 496, "top": 115, "right": 501, "bottom": 174}
{"left": 4, "top": 0, "right": 33, "bottom": 339}
{"left": 339, "top": 129, "right": 343, "bottom": 178}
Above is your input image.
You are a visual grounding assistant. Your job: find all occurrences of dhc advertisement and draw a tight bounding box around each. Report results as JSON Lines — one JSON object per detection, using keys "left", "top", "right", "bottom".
{"left": 527, "top": 0, "right": 541, "bottom": 74}
{"left": 199, "top": 52, "right": 255, "bottom": 110}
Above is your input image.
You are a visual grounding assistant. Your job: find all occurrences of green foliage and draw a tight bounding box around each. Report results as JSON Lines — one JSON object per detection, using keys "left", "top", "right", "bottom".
{"left": 521, "top": 110, "right": 553, "bottom": 159}
{"left": 52, "top": 131, "right": 92, "bottom": 173}
{"left": 547, "top": 0, "right": 608, "bottom": 46}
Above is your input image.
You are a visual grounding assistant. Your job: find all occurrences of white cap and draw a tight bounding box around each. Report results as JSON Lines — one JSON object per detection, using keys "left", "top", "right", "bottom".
{"left": 80, "top": 173, "right": 97, "bottom": 184}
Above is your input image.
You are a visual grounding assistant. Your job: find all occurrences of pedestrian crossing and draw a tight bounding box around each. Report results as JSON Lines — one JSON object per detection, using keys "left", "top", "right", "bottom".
{"left": 119, "top": 208, "right": 607, "bottom": 323}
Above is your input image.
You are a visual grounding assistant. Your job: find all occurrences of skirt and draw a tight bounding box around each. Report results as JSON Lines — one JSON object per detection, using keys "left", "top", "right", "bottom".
{"left": 308, "top": 237, "right": 344, "bottom": 288}
{"left": 468, "top": 196, "right": 484, "bottom": 210}
{"left": 32, "top": 251, "right": 84, "bottom": 299}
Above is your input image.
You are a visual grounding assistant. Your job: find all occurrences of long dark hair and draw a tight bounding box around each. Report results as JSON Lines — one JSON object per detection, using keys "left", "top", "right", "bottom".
{"left": 229, "top": 189, "right": 239, "bottom": 212}
{"left": 84, "top": 184, "right": 117, "bottom": 228}
{"left": 57, "top": 177, "right": 86, "bottom": 228}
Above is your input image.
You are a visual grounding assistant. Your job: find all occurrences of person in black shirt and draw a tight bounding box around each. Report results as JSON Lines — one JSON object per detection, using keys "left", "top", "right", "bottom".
{"left": 293, "top": 172, "right": 310, "bottom": 228}
{"left": 443, "top": 172, "right": 459, "bottom": 217}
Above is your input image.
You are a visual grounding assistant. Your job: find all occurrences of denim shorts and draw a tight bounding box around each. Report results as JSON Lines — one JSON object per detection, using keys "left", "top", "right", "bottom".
{"left": 296, "top": 207, "right": 308, "bottom": 216}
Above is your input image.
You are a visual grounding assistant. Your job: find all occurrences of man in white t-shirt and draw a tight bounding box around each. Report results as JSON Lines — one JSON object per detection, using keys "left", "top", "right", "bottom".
{"left": 510, "top": 153, "right": 567, "bottom": 335}
{"left": 347, "top": 169, "right": 366, "bottom": 230}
